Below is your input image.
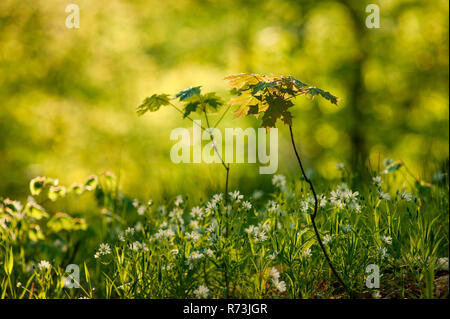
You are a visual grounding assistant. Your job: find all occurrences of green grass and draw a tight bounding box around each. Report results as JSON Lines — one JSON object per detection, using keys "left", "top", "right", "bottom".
{"left": 0, "top": 161, "right": 448, "bottom": 299}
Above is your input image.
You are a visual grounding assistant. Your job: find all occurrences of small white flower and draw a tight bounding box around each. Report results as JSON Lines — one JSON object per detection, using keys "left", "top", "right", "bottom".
{"left": 242, "top": 201, "right": 252, "bottom": 210}
{"left": 95, "top": 243, "right": 111, "bottom": 258}
{"left": 186, "top": 251, "right": 205, "bottom": 269}
{"left": 171, "top": 249, "right": 179, "bottom": 255}
{"left": 268, "top": 252, "right": 279, "bottom": 260}
{"left": 272, "top": 174, "right": 286, "bottom": 189}
{"left": 190, "top": 206, "right": 203, "bottom": 219}
{"left": 270, "top": 267, "right": 280, "bottom": 281}
{"left": 266, "top": 200, "right": 279, "bottom": 213}
{"left": 270, "top": 267, "right": 286, "bottom": 293}
{"left": 174, "top": 195, "right": 183, "bottom": 207}
{"left": 186, "top": 231, "right": 201, "bottom": 243}
{"left": 335, "top": 163, "right": 345, "bottom": 170}
{"left": 38, "top": 260, "right": 51, "bottom": 270}
{"left": 189, "top": 220, "right": 200, "bottom": 229}
{"left": 132, "top": 199, "right": 139, "bottom": 208}
{"left": 137, "top": 205, "right": 146, "bottom": 216}
{"left": 193, "top": 284, "right": 210, "bottom": 298}
{"left": 436, "top": 257, "right": 449, "bottom": 271}
{"left": 204, "top": 248, "right": 214, "bottom": 258}
{"left": 303, "top": 248, "right": 312, "bottom": 258}
{"left": 397, "top": 189, "right": 412, "bottom": 202}
{"left": 323, "top": 234, "right": 333, "bottom": 245}
{"left": 252, "top": 190, "right": 264, "bottom": 199}
{"left": 125, "top": 227, "right": 135, "bottom": 237}
{"left": 372, "top": 176, "right": 382, "bottom": 187}
{"left": 377, "top": 246, "right": 389, "bottom": 259}
{"left": 229, "top": 190, "right": 244, "bottom": 203}
{"left": 273, "top": 279, "right": 286, "bottom": 293}
{"left": 129, "top": 241, "right": 148, "bottom": 252}
{"left": 378, "top": 190, "right": 391, "bottom": 201}
{"left": 342, "top": 224, "right": 353, "bottom": 233}
{"left": 300, "top": 200, "right": 309, "bottom": 213}
{"left": 212, "top": 193, "right": 223, "bottom": 202}
{"left": 318, "top": 194, "right": 327, "bottom": 207}
{"left": 380, "top": 235, "right": 392, "bottom": 245}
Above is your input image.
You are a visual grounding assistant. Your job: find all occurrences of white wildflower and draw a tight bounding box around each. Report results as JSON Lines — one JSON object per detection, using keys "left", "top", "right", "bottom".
{"left": 137, "top": 205, "right": 146, "bottom": 216}
{"left": 372, "top": 176, "right": 382, "bottom": 187}
{"left": 190, "top": 206, "right": 203, "bottom": 219}
{"left": 397, "top": 189, "right": 412, "bottom": 202}
{"left": 94, "top": 243, "right": 111, "bottom": 258}
{"left": 186, "top": 231, "right": 201, "bottom": 243}
{"left": 380, "top": 235, "right": 392, "bottom": 245}
{"left": 242, "top": 201, "right": 252, "bottom": 210}
{"left": 335, "top": 163, "right": 345, "bottom": 170}
{"left": 229, "top": 190, "right": 244, "bottom": 203}
{"left": 38, "top": 260, "right": 51, "bottom": 270}
{"left": 303, "top": 248, "right": 312, "bottom": 258}
{"left": 174, "top": 195, "right": 183, "bottom": 207}
{"left": 193, "top": 284, "right": 210, "bottom": 298}
{"left": 204, "top": 248, "right": 214, "bottom": 258}
{"left": 323, "top": 234, "right": 333, "bottom": 245}
{"left": 272, "top": 174, "right": 286, "bottom": 189}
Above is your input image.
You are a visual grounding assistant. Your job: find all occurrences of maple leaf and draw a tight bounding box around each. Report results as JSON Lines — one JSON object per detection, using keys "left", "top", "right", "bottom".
{"left": 175, "top": 86, "right": 202, "bottom": 101}
{"left": 136, "top": 94, "right": 171, "bottom": 116}
{"left": 182, "top": 92, "right": 223, "bottom": 118}
{"left": 225, "top": 73, "right": 338, "bottom": 128}
{"left": 260, "top": 96, "right": 294, "bottom": 128}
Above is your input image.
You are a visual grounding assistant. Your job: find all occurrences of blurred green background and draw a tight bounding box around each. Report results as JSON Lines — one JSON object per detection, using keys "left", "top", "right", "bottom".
{"left": 0, "top": 0, "right": 448, "bottom": 202}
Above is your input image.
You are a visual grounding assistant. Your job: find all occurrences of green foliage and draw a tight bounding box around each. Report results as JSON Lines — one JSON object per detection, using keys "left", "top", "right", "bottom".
{"left": 136, "top": 94, "right": 171, "bottom": 116}
{"left": 225, "top": 73, "right": 338, "bottom": 128}
{"left": 175, "top": 86, "right": 202, "bottom": 101}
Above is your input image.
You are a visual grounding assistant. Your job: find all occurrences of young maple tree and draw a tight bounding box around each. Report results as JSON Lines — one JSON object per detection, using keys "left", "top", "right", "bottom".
{"left": 224, "top": 73, "right": 351, "bottom": 295}
{"left": 136, "top": 86, "right": 231, "bottom": 198}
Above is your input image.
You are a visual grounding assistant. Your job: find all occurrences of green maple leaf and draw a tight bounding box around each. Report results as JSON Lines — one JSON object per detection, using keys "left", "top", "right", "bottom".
{"left": 182, "top": 92, "right": 223, "bottom": 118}
{"left": 175, "top": 86, "right": 202, "bottom": 101}
{"left": 137, "top": 94, "right": 171, "bottom": 116}
{"left": 260, "top": 96, "right": 294, "bottom": 128}
{"left": 183, "top": 100, "right": 201, "bottom": 118}
{"left": 306, "top": 87, "right": 338, "bottom": 104}
{"left": 225, "top": 73, "right": 338, "bottom": 128}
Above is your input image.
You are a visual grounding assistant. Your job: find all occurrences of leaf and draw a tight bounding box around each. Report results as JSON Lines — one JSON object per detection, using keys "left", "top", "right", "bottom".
{"left": 306, "top": 87, "right": 338, "bottom": 104}
{"left": 25, "top": 202, "right": 48, "bottom": 220}
{"left": 29, "top": 176, "right": 46, "bottom": 196}
{"left": 47, "top": 212, "right": 85, "bottom": 232}
{"left": 183, "top": 100, "right": 201, "bottom": 118}
{"left": 48, "top": 186, "right": 67, "bottom": 202}
{"left": 225, "top": 73, "right": 338, "bottom": 128}
{"left": 84, "top": 175, "right": 98, "bottom": 191}
{"left": 175, "top": 86, "right": 201, "bottom": 101}
{"left": 224, "top": 73, "right": 264, "bottom": 90}
{"left": 260, "top": 96, "right": 294, "bottom": 128}
{"left": 385, "top": 161, "right": 403, "bottom": 173}
{"left": 201, "top": 92, "right": 223, "bottom": 109}
{"left": 4, "top": 246, "right": 13, "bottom": 276}
{"left": 182, "top": 92, "right": 223, "bottom": 118}
{"left": 136, "top": 94, "right": 171, "bottom": 116}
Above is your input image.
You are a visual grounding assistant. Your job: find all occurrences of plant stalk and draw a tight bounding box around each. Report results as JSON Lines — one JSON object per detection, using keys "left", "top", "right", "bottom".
{"left": 288, "top": 125, "right": 351, "bottom": 297}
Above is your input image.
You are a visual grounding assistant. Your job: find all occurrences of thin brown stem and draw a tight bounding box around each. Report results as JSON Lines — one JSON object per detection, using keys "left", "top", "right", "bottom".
{"left": 288, "top": 124, "right": 351, "bottom": 297}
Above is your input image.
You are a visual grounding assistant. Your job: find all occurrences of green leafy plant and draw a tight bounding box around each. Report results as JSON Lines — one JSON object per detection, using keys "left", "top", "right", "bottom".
{"left": 137, "top": 86, "right": 231, "bottom": 198}
{"left": 224, "top": 73, "right": 351, "bottom": 296}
